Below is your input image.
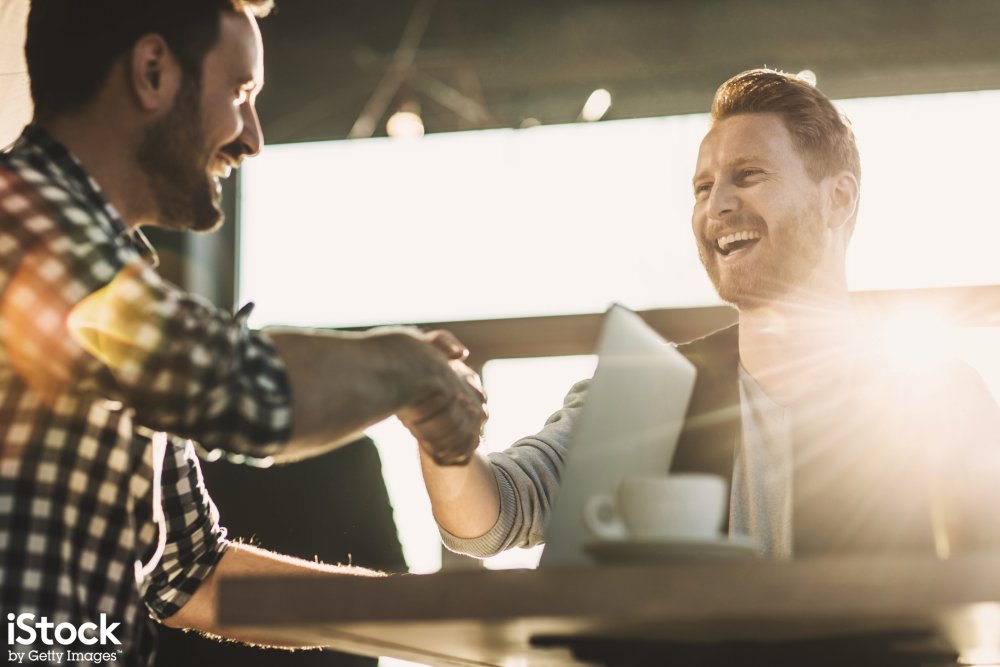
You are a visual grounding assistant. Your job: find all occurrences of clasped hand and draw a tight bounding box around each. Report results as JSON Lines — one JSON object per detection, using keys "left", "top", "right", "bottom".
{"left": 398, "top": 330, "right": 488, "bottom": 466}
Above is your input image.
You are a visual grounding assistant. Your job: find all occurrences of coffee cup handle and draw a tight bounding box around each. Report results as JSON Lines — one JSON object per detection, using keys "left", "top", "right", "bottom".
{"left": 582, "top": 493, "right": 628, "bottom": 540}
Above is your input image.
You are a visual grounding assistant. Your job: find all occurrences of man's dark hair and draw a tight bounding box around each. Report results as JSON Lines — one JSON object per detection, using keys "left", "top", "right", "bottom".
{"left": 26, "top": 0, "right": 273, "bottom": 120}
{"left": 711, "top": 68, "right": 861, "bottom": 186}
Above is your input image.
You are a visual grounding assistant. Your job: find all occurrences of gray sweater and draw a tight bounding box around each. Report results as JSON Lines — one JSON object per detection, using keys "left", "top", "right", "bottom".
{"left": 439, "top": 379, "right": 588, "bottom": 557}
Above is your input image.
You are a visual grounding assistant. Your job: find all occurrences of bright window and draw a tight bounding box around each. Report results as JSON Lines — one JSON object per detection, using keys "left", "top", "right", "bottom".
{"left": 240, "top": 89, "right": 1000, "bottom": 329}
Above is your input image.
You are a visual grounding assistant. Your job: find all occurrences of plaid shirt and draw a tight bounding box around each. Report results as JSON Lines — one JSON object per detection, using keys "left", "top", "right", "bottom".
{"left": 0, "top": 126, "right": 294, "bottom": 664}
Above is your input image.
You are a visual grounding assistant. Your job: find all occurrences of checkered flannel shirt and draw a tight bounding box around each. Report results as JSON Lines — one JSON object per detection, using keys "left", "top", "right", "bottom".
{"left": 0, "top": 126, "right": 294, "bottom": 662}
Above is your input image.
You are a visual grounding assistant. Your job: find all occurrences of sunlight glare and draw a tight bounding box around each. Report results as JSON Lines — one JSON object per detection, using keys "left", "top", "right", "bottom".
{"left": 876, "top": 308, "right": 956, "bottom": 375}
{"left": 949, "top": 603, "right": 1000, "bottom": 664}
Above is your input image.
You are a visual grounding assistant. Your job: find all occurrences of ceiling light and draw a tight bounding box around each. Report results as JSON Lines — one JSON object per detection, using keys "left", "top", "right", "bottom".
{"left": 386, "top": 108, "right": 424, "bottom": 139}
{"left": 580, "top": 89, "right": 612, "bottom": 122}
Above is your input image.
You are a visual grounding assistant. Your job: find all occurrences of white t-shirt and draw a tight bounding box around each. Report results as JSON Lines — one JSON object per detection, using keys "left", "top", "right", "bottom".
{"left": 732, "top": 365, "right": 794, "bottom": 558}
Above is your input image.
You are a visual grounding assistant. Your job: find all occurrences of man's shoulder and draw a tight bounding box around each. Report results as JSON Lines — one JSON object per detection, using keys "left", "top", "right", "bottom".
{"left": 1, "top": 132, "right": 51, "bottom": 179}
{"left": 0, "top": 150, "right": 113, "bottom": 250}
{"left": 0, "top": 142, "right": 63, "bottom": 212}
{"left": 676, "top": 323, "right": 739, "bottom": 370}
{"left": 0, "top": 147, "right": 41, "bottom": 187}
{"left": 0, "top": 155, "right": 62, "bottom": 241}
{"left": 899, "top": 357, "right": 1000, "bottom": 416}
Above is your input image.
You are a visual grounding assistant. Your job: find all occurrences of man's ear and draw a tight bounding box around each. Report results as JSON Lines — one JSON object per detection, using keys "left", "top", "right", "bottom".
{"left": 825, "top": 170, "right": 860, "bottom": 231}
{"left": 130, "top": 34, "right": 181, "bottom": 113}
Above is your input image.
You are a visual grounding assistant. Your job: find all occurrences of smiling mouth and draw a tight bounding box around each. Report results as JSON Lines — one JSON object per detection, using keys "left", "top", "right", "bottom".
{"left": 210, "top": 155, "right": 239, "bottom": 180}
{"left": 715, "top": 229, "right": 763, "bottom": 256}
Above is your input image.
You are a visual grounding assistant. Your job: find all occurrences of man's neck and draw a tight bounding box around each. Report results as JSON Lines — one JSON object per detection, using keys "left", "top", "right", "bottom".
{"left": 39, "top": 111, "right": 151, "bottom": 231}
{"left": 737, "top": 281, "right": 858, "bottom": 406}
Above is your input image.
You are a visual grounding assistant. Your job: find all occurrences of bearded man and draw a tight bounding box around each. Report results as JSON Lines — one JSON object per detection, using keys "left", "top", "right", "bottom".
{"left": 418, "top": 69, "right": 1000, "bottom": 561}
{"left": 0, "top": 0, "right": 486, "bottom": 662}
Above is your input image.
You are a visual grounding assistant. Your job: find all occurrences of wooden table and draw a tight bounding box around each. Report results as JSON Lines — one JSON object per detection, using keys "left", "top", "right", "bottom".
{"left": 218, "top": 553, "right": 1000, "bottom": 666}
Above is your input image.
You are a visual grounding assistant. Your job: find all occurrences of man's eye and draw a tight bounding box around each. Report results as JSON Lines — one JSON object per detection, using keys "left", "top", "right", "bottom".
{"left": 740, "top": 168, "right": 763, "bottom": 179}
{"left": 694, "top": 183, "right": 712, "bottom": 196}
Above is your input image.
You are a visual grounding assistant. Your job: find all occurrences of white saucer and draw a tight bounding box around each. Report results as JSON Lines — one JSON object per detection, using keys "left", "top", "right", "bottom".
{"left": 583, "top": 534, "right": 759, "bottom": 564}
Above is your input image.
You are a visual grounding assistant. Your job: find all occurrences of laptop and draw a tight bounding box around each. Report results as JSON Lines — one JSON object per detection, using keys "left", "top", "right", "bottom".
{"left": 539, "top": 304, "right": 698, "bottom": 566}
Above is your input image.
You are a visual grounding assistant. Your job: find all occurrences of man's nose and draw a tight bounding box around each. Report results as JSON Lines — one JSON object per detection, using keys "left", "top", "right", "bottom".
{"left": 707, "top": 181, "right": 738, "bottom": 219}
{"left": 236, "top": 102, "right": 264, "bottom": 158}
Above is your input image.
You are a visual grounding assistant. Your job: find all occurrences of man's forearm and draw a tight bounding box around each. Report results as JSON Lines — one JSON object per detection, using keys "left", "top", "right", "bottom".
{"left": 162, "top": 542, "right": 384, "bottom": 647}
{"left": 267, "top": 329, "right": 436, "bottom": 462}
{"left": 419, "top": 448, "right": 501, "bottom": 539}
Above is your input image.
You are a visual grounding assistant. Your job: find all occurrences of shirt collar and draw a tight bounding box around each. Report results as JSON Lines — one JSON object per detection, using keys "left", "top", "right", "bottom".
{"left": 18, "top": 125, "right": 159, "bottom": 267}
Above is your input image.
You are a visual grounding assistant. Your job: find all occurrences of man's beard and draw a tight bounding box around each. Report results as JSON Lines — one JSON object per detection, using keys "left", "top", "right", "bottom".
{"left": 135, "top": 79, "right": 222, "bottom": 233}
{"left": 697, "top": 208, "right": 826, "bottom": 310}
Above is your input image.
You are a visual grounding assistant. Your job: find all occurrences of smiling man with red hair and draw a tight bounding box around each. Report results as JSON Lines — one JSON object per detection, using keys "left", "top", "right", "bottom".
{"left": 420, "top": 69, "right": 1000, "bottom": 567}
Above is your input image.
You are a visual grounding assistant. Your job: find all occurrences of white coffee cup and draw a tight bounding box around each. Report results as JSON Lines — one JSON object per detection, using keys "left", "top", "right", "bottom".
{"left": 583, "top": 472, "right": 728, "bottom": 541}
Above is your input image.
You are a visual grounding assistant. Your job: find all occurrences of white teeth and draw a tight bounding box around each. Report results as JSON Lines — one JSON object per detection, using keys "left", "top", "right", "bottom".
{"left": 716, "top": 230, "right": 762, "bottom": 252}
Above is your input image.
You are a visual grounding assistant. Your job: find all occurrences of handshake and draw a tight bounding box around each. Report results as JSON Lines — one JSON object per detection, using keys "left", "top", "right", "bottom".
{"left": 263, "top": 326, "right": 488, "bottom": 465}
{"left": 395, "top": 329, "right": 489, "bottom": 467}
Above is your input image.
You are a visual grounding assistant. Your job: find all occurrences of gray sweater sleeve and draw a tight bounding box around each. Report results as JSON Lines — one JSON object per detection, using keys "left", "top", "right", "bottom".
{"left": 439, "top": 379, "right": 590, "bottom": 558}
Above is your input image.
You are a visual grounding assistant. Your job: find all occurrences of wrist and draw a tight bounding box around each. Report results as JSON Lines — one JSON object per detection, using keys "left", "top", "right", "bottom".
{"left": 368, "top": 329, "right": 444, "bottom": 408}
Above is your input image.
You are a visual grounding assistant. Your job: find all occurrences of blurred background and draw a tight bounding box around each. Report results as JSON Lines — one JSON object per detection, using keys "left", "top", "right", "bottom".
{"left": 4, "top": 1, "right": 1000, "bottom": 665}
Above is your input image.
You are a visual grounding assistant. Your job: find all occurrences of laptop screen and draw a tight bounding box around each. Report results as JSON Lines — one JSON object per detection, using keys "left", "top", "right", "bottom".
{"left": 540, "top": 305, "right": 697, "bottom": 566}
